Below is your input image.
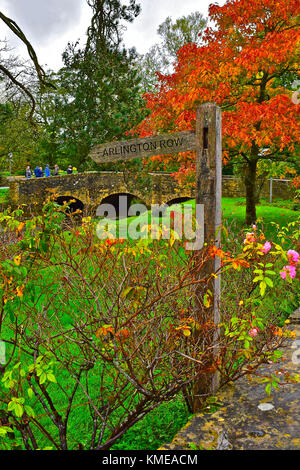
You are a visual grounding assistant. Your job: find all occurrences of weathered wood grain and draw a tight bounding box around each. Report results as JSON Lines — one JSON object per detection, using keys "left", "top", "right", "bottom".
{"left": 193, "top": 102, "right": 222, "bottom": 412}
{"left": 89, "top": 130, "right": 196, "bottom": 163}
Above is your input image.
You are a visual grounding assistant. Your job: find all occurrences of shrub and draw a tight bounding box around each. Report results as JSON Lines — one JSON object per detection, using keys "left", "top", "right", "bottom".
{"left": 0, "top": 203, "right": 298, "bottom": 449}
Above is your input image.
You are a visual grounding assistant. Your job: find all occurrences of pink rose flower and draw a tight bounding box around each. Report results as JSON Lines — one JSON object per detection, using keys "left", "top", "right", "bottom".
{"left": 280, "top": 265, "right": 297, "bottom": 280}
{"left": 249, "top": 328, "right": 259, "bottom": 337}
{"left": 287, "top": 250, "right": 299, "bottom": 266}
{"left": 261, "top": 241, "right": 271, "bottom": 254}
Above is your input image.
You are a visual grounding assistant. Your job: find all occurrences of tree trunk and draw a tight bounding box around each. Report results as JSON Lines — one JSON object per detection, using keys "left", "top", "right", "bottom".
{"left": 244, "top": 159, "right": 258, "bottom": 225}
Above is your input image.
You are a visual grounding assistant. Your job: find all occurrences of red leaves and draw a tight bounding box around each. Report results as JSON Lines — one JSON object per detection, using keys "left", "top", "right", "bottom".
{"left": 105, "top": 238, "right": 125, "bottom": 247}
{"left": 136, "top": 0, "right": 299, "bottom": 177}
{"left": 95, "top": 325, "right": 114, "bottom": 338}
{"left": 116, "top": 329, "right": 130, "bottom": 342}
{"left": 95, "top": 325, "right": 130, "bottom": 344}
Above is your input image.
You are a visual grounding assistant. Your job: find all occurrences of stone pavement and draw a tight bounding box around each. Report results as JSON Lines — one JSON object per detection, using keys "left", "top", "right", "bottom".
{"left": 161, "top": 309, "right": 300, "bottom": 451}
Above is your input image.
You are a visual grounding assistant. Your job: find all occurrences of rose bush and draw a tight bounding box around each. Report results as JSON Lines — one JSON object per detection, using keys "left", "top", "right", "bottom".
{"left": 0, "top": 202, "right": 298, "bottom": 449}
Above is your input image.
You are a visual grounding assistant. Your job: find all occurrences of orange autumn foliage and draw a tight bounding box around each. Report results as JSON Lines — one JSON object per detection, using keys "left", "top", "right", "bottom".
{"left": 137, "top": 0, "right": 300, "bottom": 181}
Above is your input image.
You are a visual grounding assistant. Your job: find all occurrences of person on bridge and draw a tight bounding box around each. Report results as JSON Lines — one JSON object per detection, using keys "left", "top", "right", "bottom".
{"left": 54, "top": 164, "right": 59, "bottom": 176}
{"left": 66, "top": 165, "right": 73, "bottom": 175}
{"left": 44, "top": 165, "right": 51, "bottom": 177}
{"left": 25, "top": 166, "right": 31, "bottom": 178}
{"left": 34, "top": 166, "right": 41, "bottom": 177}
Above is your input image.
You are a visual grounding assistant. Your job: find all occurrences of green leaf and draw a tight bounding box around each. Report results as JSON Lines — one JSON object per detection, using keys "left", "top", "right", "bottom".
{"left": 265, "top": 383, "right": 272, "bottom": 396}
{"left": 39, "top": 372, "right": 47, "bottom": 384}
{"left": 121, "top": 286, "right": 133, "bottom": 299}
{"left": 47, "top": 374, "right": 56, "bottom": 383}
{"left": 265, "top": 277, "right": 274, "bottom": 288}
{"left": 7, "top": 401, "right": 15, "bottom": 412}
{"left": 260, "top": 281, "right": 267, "bottom": 297}
{"left": 286, "top": 274, "right": 293, "bottom": 284}
{"left": 0, "top": 427, "right": 13, "bottom": 437}
{"left": 4, "top": 301, "right": 15, "bottom": 322}
{"left": 14, "top": 403, "right": 24, "bottom": 418}
{"left": 265, "top": 270, "right": 276, "bottom": 276}
{"left": 271, "top": 381, "right": 280, "bottom": 391}
{"left": 24, "top": 406, "right": 35, "bottom": 418}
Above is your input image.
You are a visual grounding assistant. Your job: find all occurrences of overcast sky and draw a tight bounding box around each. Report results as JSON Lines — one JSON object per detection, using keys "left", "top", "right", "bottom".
{"left": 0, "top": 0, "right": 224, "bottom": 71}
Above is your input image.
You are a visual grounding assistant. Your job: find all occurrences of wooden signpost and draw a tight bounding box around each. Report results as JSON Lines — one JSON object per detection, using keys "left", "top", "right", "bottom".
{"left": 89, "top": 102, "right": 222, "bottom": 411}
{"left": 193, "top": 103, "right": 222, "bottom": 411}
{"left": 89, "top": 130, "right": 197, "bottom": 163}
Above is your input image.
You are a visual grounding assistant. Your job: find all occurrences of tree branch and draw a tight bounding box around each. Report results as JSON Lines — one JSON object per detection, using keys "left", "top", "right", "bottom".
{"left": 0, "top": 11, "right": 49, "bottom": 87}
{"left": 0, "top": 63, "right": 36, "bottom": 124}
{"left": 0, "top": 10, "right": 56, "bottom": 124}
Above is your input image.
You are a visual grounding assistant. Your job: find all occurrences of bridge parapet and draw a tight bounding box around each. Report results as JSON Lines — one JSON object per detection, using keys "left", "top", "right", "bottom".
{"left": 7, "top": 171, "right": 191, "bottom": 214}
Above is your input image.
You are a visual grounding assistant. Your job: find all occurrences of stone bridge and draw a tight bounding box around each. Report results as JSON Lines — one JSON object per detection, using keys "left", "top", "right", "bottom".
{"left": 7, "top": 171, "right": 194, "bottom": 215}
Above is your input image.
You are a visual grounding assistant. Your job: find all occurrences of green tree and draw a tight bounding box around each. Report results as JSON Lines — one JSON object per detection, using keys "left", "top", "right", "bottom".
{"left": 39, "top": 0, "right": 146, "bottom": 170}
{"left": 139, "top": 12, "right": 207, "bottom": 92}
{"left": 0, "top": 103, "right": 41, "bottom": 174}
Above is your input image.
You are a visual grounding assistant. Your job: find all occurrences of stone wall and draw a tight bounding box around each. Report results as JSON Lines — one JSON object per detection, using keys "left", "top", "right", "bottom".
{"left": 222, "top": 176, "right": 295, "bottom": 200}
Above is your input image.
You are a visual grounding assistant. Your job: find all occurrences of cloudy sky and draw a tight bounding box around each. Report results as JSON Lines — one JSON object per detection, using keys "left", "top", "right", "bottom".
{"left": 0, "top": 0, "right": 224, "bottom": 71}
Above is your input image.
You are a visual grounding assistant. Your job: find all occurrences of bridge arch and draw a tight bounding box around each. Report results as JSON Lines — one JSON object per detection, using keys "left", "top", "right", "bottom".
{"left": 165, "top": 196, "right": 193, "bottom": 207}
{"left": 96, "top": 192, "right": 148, "bottom": 219}
{"left": 55, "top": 195, "right": 84, "bottom": 214}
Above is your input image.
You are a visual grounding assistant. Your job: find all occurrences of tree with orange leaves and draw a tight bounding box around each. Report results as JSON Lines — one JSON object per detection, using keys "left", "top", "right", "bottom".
{"left": 137, "top": 0, "right": 300, "bottom": 224}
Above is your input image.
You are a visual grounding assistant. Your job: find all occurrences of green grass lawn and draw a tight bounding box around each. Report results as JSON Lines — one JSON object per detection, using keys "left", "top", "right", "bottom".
{"left": 221, "top": 197, "right": 299, "bottom": 238}
{"left": 0, "top": 188, "right": 9, "bottom": 205}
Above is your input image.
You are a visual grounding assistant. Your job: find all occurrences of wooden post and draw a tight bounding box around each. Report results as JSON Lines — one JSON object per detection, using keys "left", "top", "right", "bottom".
{"left": 193, "top": 103, "right": 222, "bottom": 412}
